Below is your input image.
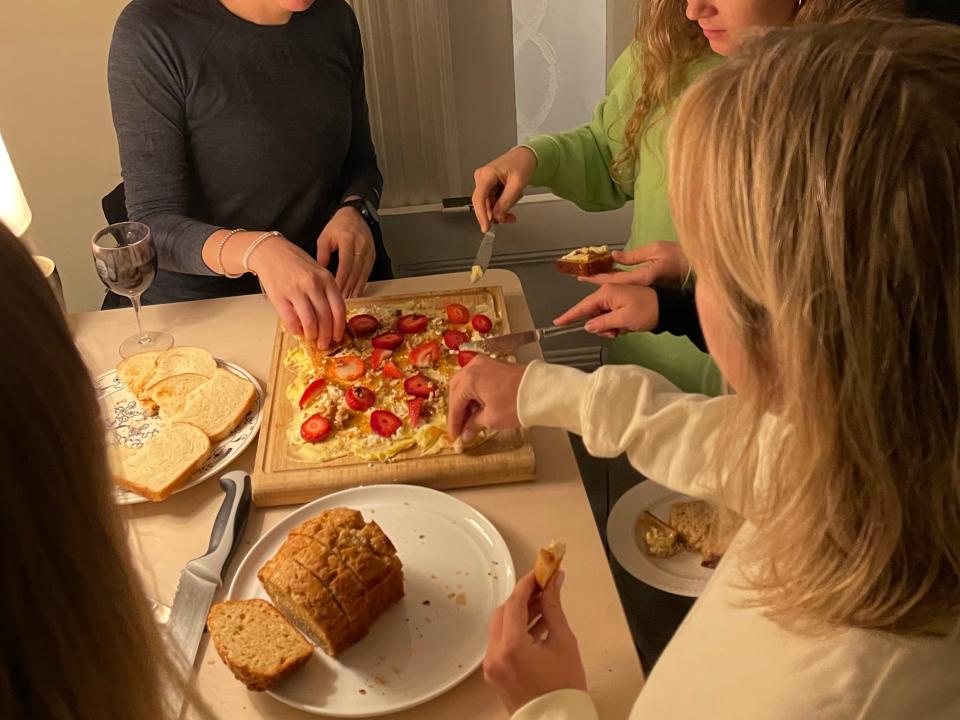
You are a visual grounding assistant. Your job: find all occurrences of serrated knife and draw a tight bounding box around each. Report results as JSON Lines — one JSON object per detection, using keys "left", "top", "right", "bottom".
{"left": 461, "top": 321, "right": 587, "bottom": 354}
{"left": 165, "top": 471, "right": 251, "bottom": 716}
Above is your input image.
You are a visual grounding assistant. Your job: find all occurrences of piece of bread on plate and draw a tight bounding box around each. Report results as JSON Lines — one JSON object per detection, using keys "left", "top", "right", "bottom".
{"left": 534, "top": 540, "right": 566, "bottom": 589}
{"left": 145, "top": 373, "right": 208, "bottom": 416}
{"left": 554, "top": 246, "right": 614, "bottom": 276}
{"left": 149, "top": 347, "right": 217, "bottom": 386}
{"left": 207, "top": 599, "right": 313, "bottom": 691}
{"left": 699, "top": 507, "right": 743, "bottom": 568}
{"left": 669, "top": 500, "right": 715, "bottom": 552}
{"left": 162, "top": 368, "right": 255, "bottom": 442}
{"left": 111, "top": 422, "right": 211, "bottom": 501}
{"left": 116, "top": 350, "right": 164, "bottom": 414}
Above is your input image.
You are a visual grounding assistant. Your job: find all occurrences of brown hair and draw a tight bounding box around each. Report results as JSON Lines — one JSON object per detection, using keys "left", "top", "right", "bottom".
{"left": 0, "top": 224, "right": 175, "bottom": 717}
{"left": 669, "top": 19, "right": 960, "bottom": 633}
{"left": 610, "top": 0, "right": 905, "bottom": 183}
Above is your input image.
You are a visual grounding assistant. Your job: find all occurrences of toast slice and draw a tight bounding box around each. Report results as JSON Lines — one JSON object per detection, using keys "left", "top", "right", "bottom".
{"left": 149, "top": 347, "right": 217, "bottom": 387}
{"left": 207, "top": 599, "right": 313, "bottom": 691}
{"left": 669, "top": 500, "right": 715, "bottom": 552}
{"left": 257, "top": 556, "right": 354, "bottom": 657}
{"left": 700, "top": 507, "right": 743, "bottom": 568}
{"left": 145, "top": 373, "right": 208, "bottom": 416}
{"left": 163, "top": 368, "right": 256, "bottom": 442}
{"left": 534, "top": 540, "right": 566, "bottom": 589}
{"left": 116, "top": 350, "right": 163, "bottom": 415}
{"left": 554, "top": 246, "right": 614, "bottom": 276}
{"left": 112, "top": 422, "right": 211, "bottom": 501}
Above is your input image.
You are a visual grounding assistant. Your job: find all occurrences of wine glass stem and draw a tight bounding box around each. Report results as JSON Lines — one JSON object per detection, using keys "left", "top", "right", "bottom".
{"left": 130, "top": 294, "right": 147, "bottom": 343}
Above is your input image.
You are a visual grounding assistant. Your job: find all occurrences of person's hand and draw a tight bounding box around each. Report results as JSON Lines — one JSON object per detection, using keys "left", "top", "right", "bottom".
{"left": 472, "top": 146, "right": 538, "bottom": 232}
{"left": 579, "top": 241, "right": 690, "bottom": 287}
{"left": 447, "top": 355, "right": 525, "bottom": 442}
{"left": 248, "top": 236, "right": 347, "bottom": 348}
{"left": 317, "top": 204, "right": 376, "bottom": 298}
{"left": 554, "top": 285, "right": 659, "bottom": 338}
{"left": 484, "top": 571, "right": 587, "bottom": 714}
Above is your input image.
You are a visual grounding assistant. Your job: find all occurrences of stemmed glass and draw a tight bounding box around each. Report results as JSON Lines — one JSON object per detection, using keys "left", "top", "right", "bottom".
{"left": 91, "top": 222, "right": 174, "bottom": 358}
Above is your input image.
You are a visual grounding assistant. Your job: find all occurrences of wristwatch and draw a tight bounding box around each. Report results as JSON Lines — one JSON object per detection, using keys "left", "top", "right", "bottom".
{"left": 339, "top": 197, "right": 380, "bottom": 230}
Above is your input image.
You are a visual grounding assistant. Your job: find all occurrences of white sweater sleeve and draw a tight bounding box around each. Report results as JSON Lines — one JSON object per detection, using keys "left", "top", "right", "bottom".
{"left": 517, "top": 360, "right": 770, "bottom": 518}
{"left": 511, "top": 689, "right": 600, "bottom": 720}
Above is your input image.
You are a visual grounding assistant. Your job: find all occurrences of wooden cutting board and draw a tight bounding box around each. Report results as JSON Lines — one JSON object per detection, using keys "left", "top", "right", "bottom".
{"left": 251, "top": 285, "right": 536, "bottom": 506}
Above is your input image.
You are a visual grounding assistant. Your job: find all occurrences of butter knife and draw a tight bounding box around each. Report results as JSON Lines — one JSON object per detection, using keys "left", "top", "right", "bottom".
{"left": 165, "top": 471, "right": 251, "bottom": 717}
{"left": 461, "top": 321, "right": 587, "bottom": 354}
{"left": 470, "top": 224, "right": 497, "bottom": 284}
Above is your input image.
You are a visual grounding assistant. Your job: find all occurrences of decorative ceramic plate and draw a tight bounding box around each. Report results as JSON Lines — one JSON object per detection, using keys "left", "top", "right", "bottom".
{"left": 607, "top": 481, "right": 713, "bottom": 597}
{"left": 95, "top": 360, "right": 263, "bottom": 505}
{"left": 228, "top": 484, "right": 516, "bottom": 717}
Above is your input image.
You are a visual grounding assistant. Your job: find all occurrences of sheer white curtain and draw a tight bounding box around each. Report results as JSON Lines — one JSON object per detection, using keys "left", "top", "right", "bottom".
{"left": 348, "top": 0, "right": 462, "bottom": 208}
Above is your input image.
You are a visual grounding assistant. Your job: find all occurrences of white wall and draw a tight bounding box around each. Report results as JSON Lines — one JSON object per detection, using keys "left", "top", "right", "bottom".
{"left": 0, "top": 2, "right": 129, "bottom": 313}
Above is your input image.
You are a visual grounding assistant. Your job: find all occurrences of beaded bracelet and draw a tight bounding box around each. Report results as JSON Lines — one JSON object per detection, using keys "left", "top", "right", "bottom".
{"left": 216, "top": 228, "right": 246, "bottom": 278}
{"left": 242, "top": 230, "right": 281, "bottom": 275}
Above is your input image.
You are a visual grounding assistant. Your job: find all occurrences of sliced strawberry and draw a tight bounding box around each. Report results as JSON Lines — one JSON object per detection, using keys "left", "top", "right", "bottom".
{"left": 407, "top": 398, "right": 422, "bottom": 427}
{"left": 300, "top": 413, "right": 332, "bottom": 443}
{"left": 333, "top": 355, "right": 365, "bottom": 381}
{"left": 471, "top": 313, "right": 493, "bottom": 334}
{"left": 371, "top": 332, "right": 404, "bottom": 350}
{"left": 345, "top": 385, "right": 376, "bottom": 411}
{"left": 457, "top": 350, "right": 479, "bottom": 367}
{"left": 371, "top": 347, "right": 393, "bottom": 370}
{"left": 410, "top": 340, "right": 441, "bottom": 368}
{"left": 382, "top": 361, "right": 404, "bottom": 379}
{"left": 347, "top": 313, "right": 380, "bottom": 337}
{"left": 446, "top": 303, "right": 470, "bottom": 324}
{"left": 298, "top": 378, "right": 327, "bottom": 409}
{"left": 443, "top": 329, "right": 470, "bottom": 350}
{"left": 370, "top": 409, "right": 402, "bottom": 437}
{"left": 397, "top": 313, "right": 429, "bottom": 334}
{"left": 404, "top": 373, "right": 436, "bottom": 398}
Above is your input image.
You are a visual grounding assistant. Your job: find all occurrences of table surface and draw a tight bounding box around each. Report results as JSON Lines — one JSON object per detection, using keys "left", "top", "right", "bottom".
{"left": 72, "top": 269, "right": 643, "bottom": 720}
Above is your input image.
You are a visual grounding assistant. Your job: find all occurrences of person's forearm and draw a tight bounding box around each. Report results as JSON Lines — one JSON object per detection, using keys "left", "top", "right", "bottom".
{"left": 200, "top": 229, "right": 286, "bottom": 277}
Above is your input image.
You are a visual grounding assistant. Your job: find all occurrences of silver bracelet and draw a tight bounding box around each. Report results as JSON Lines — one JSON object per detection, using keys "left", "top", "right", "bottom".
{"left": 243, "top": 230, "right": 281, "bottom": 275}
{"left": 216, "top": 228, "right": 246, "bottom": 278}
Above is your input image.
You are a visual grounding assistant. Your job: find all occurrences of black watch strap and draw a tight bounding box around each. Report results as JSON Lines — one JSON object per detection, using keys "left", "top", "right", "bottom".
{"left": 339, "top": 197, "right": 380, "bottom": 229}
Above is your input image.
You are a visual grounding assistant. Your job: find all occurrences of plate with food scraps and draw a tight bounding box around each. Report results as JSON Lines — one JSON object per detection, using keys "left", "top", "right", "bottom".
{"left": 95, "top": 360, "right": 263, "bottom": 505}
{"left": 228, "top": 483, "right": 516, "bottom": 717}
{"left": 607, "top": 481, "right": 713, "bottom": 597}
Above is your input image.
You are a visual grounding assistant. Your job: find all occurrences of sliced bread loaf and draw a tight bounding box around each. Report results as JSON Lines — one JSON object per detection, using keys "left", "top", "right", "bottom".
{"left": 207, "top": 599, "right": 313, "bottom": 691}
{"left": 163, "top": 368, "right": 255, "bottom": 442}
{"left": 112, "top": 422, "right": 212, "bottom": 501}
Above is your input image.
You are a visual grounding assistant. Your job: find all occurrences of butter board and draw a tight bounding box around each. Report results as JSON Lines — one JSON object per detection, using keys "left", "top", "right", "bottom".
{"left": 251, "top": 285, "right": 536, "bottom": 506}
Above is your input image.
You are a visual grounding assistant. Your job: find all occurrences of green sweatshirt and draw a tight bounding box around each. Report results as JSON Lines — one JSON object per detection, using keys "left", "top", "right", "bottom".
{"left": 524, "top": 47, "right": 724, "bottom": 395}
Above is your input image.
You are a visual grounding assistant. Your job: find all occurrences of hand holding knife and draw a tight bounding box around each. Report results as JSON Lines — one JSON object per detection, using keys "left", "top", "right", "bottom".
{"left": 461, "top": 321, "right": 587, "bottom": 354}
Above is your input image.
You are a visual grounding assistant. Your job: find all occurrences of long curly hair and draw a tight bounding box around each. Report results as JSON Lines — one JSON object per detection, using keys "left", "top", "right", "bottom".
{"left": 610, "top": 0, "right": 905, "bottom": 184}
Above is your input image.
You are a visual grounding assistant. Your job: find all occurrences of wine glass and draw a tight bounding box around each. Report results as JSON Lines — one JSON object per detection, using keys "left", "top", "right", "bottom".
{"left": 91, "top": 222, "right": 174, "bottom": 358}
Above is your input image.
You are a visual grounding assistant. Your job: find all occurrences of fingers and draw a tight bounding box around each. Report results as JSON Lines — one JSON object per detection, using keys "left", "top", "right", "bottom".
{"left": 539, "top": 571, "right": 574, "bottom": 644}
{"left": 324, "top": 280, "right": 347, "bottom": 344}
{"left": 611, "top": 245, "right": 660, "bottom": 266}
{"left": 333, "top": 234, "right": 355, "bottom": 292}
{"left": 353, "top": 251, "right": 375, "bottom": 298}
{"left": 492, "top": 174, "right": 525, "bottom": 224}
{"left": 316, "top": 235, "right": 333, "bottom": 268}
{"left": 344, "top": 239, "right": 372, "bottom": 298}
{"left": 503, "top": 572, "right": 539, "bottom": 640}
{"left": 472, "top": 170, "right": 497, "bottom": 232}
{"left": 447, "top": 370, "right": 476, "bottom": 438}
{"left": 291, "top": 294, "right": 319, "bottom": 343}
{"left": 553, "top": 289, "right": 611, "bottom": 326}
{"left": 578, "top": 267, "right": 654, "bottom": 286}
{"left": 275, "top": 298, "right": 303, "bottom": 338}
{"left": 305, "top": 285, "right": 332, "bottom": 349}
{"left": 583, "top": 307, "right": 633, "bottom": 336}
{"left": 488, "top": 604, "right": 505, "bottom": 647}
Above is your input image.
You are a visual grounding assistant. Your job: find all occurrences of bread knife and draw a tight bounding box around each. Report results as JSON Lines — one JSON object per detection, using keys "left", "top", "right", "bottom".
{"left": 461, "top": 321, "right": 587, "bottom": 354}
{"left": 165, "top": 471, "right": 251, "bottom": 717}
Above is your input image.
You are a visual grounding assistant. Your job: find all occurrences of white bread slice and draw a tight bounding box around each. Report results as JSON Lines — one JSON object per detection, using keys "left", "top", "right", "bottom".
{"left": 164, "top": 368, "right": 256, "bottom": 442}
{"left": 534, "top": 540, "right": 566, "bottom": 589}
{"left": 670, "top": 500, "right": 715, "bottom": 552}
{"left": 148, "top": 347, "right": 217, "bottom": 389}
{"left": 146, "top": 373, "right": 208, "bottom": 416}
{"left": 207, "top": 599, "right": 313, "bottom": 691}
{"left": 117, "top": 351, "right": 163, "bottom": 415}
{"left": 112, "top": 422, "right": 212, "bottom": 502}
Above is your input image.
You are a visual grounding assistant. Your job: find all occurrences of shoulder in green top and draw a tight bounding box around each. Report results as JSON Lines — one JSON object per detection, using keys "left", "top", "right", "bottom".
{"left": 524, "top": 46, "right": 724, "bottom": 395}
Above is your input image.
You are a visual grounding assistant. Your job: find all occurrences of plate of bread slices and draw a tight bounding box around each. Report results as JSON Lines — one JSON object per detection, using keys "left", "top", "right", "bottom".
{"left": 607, "top": 481, "right": 743, "bottom": 597}
{"left": 97, "top": 347, "right": 263, "bottom": 503}
{"left": 216, "top": 484, "right": 515, "bottom": 716}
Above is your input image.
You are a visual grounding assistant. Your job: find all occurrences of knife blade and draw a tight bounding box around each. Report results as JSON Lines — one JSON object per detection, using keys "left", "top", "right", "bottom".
{"left": 461, "top": 321, "right": 587, "bottom": 354}
{"left": 470, "top": 225, "right": 497, "bottom": 284}
{"left": 165, "top": 470, "right": 251, "bottom": 716}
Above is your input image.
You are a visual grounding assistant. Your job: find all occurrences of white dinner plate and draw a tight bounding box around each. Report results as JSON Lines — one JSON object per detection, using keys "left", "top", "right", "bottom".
{"left": 607, "top": 481, "right": 713, "bottom": 597}
{"left": 95, "top": 360, "right": 264, "bottom": 505}
{"left": 228, "top": 484, "right": 516, "bottom": 717}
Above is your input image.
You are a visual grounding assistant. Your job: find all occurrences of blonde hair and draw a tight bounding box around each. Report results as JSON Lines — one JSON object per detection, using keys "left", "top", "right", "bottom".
{"left": 669, "top": 19, "right": 960, "bottom": 634}
{"left": 610, "top": 0, "right": 905, "bottom": 183}
{"left": 0, "top": 225, "right": 191, "bottom": 717}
